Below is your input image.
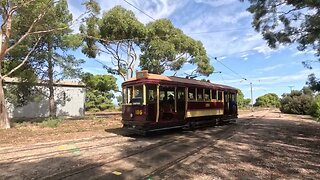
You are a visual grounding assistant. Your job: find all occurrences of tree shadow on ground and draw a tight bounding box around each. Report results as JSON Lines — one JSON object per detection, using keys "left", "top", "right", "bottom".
{"left": 0, "top": 156, "right": 106, "bottom": 180}
{"left": 151, "top": 117, "right": 320, "bottom": 179}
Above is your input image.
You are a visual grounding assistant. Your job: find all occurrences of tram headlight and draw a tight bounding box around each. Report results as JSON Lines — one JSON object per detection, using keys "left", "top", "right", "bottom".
{"left": 130, "top": 113, "right": 134, "bottom": 118}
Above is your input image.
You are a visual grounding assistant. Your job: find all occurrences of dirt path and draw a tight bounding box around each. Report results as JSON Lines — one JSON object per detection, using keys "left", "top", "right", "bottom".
{"left": 0, "top": 110, "right": 319, "bottom": 179}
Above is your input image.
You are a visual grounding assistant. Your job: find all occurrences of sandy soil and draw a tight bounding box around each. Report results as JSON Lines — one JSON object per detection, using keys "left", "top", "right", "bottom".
{"left": 0, "top": 110, "right": 319, "bottom": 179}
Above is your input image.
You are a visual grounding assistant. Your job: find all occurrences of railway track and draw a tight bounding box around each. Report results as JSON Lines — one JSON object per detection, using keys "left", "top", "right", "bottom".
{"left": 0, "top": 135, "right": 120, "bottom": 155}
{"left": 1, "top": 112, "right": 268, "bottom": 180}
{"left": 42, "top": 122, "right": 243, "bottom": 180}
{"left": 144, "top": 111, "right": 269, "bottom": 179}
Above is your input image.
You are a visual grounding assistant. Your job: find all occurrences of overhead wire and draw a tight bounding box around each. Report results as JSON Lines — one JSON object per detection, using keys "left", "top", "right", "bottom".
{"left": 122, "top": 0, "right": 156, "bottom": 21}
{"left": 211, "top": 56, "right": 248, "bottom": 81}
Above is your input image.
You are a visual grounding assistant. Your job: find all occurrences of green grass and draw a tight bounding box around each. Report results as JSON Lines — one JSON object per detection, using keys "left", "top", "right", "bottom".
{"left": 40, "top": 117, "right": 64, "bottom": 128}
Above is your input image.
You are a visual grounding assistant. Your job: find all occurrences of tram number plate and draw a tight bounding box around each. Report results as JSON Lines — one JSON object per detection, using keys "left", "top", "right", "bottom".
{"left": 135, "top": 109, "right": 143, "bottom": 115}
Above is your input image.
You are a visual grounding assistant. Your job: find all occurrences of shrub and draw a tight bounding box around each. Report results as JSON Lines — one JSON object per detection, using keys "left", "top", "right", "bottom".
{"left": 309, "top": 95, "right": 320, "bottom": 121}
{"left": 280, "top": 89, "right": 314, "bottom": 115}
{"left": 40, "top": 117, "right": 64, "bottom": 128}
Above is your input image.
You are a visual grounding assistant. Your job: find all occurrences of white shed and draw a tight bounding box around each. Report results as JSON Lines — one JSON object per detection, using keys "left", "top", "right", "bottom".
{"left": 4, "top": 78, "right": 86, "bottom": 118}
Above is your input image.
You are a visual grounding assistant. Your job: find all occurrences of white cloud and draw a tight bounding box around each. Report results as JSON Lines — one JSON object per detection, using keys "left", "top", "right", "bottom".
{"left": 194, "top": 0, "right": 239, "bottom": 7}
{"left": 257, "top": 64, "right": 286, "bottom": 72}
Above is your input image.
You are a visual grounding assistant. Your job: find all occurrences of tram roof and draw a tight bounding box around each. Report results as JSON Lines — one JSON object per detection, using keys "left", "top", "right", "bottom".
{"left": 123, "top": 71, "right": 238, "bottom": 92}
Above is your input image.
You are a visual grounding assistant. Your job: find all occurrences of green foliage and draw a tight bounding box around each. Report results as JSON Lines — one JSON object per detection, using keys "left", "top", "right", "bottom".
{"left": 81, "top": 73, "right": 118, "bottom": 111}
{"left": 81, "top": 6, "right": 144, "bottom": 80}
{"left": 237, "top": 90, "right": 251, "bottom": 108}
{"left": 81, "top": 5, "right": 213, "bottom": 79}
{"left": 116, "top": 95, "right": 122, "bottom": 107}
{"left": 307, "top": 73, "right": 320, "bottom": 92}
{"left": 3, "top": 0, "right": 85, "bottom": 107}
{"left": 309, "top": 95, "right": 320, "bottom": 121}
{"left": 242, "top": 0, "right": 320, "bottom": 67}
{"left": 280, "top": 88, "right": 314, "bottom": 115}
{"left": 2, "top": 60, "right": 40, "bottom": 106}
{"left": 40, "top": 117, "right": 64, "bottom": 128}
{"left": 140, "top": 19, "right": 214, "bottom": 76}
{"left": 254, "top": 93, "right": 280, "bottom": 108}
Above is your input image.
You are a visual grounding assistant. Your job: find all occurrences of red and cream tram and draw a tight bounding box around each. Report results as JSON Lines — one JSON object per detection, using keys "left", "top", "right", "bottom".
{"left": 122, "top": 70, "right": 238, "bottom": 134}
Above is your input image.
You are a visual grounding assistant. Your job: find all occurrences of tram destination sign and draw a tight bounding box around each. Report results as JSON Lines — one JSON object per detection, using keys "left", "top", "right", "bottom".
{"left": 136, "top": 70, "right": 149, "bottom": 79}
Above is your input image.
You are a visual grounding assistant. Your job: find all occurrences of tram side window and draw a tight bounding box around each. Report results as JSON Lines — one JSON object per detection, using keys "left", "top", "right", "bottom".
{"left": 197, "top": 88, "right": 203, "bottom": 101}
{"left": 218, "top": 91, "right": 223, "bottom": 101}
{"left": 132, "top": 85, "right": 143, "bottom": 105}
{"left": 188, "top": 88, "right": 196, "bottom": 100}
{"left": 204, "top": 89, "right": 210, "bottom": 101}
{"left": 225, "top": 92, "right": 229, "bottom": 102}
{"left": 127, "top": 87, "right": 133, "bottom": 104}
{"left": 212, "top": 90, "right": 217, "bottom": 100}
{"left": 177, "top": 90, "right": 185, "bottom": 100}
{"left": 147, "top": 85, "right": 156, "bottom": 103}
{"left": 123, "top": 88, "right": 128, "bottom": 104}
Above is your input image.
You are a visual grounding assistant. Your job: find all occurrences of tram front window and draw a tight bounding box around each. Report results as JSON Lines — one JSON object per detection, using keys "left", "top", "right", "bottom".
{"left": 131, "top": 85, "right": 144, "bottom": 105}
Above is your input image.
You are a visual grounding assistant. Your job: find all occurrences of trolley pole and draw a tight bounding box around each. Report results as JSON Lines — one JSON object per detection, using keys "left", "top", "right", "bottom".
{"left": 250, "top": 82, "right": 253, "bottom": 111}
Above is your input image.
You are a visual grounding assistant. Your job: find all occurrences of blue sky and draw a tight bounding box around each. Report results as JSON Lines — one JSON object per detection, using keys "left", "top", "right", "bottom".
{"left": 68, "top": 0, "right": 319, "bottom": 101}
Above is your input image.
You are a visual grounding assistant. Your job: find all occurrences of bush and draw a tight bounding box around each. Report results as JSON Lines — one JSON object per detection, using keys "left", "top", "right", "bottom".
{"left": 40, "top": 117, "right": 64, "bottom": 128}
{"left": 255, "top": 93, "right": 280, "bottom": 108}
{"left": 280, "top": 89, "right": 314, "bottom": 115}
{"left": 309, "top": 95, "right": 320, "bottom": 121}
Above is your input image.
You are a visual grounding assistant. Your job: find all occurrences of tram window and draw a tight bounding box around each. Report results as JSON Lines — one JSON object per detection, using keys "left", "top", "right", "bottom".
{"left": 204, "top": 89, "right": 210, "bottom": 101}
{"left": 160, "top": 91, "right": 166, "bottom": 101}
{"left": 225, "top": 92, "right": 229, "bottom": 102}
{"left": 177, "top": 91, "right": 185, "bottom": 100}
{"left": 127, "top": 87, "right": 133, "bottom": 104}
{"left": 231, "top": 93, "right": 236, "bottom": 101}
{"left": 218, "top": 91, "right": 223, "bottom": 101}
{"left": 212, "top": 90, "right": 217, "bottom": 99}
{"left": 188, "top": 88, "right": 196, "bottom": 100}
{"left": 197, "top": 88, "right": 203, "bottom": 101}
{"left": 147, "top": 85, "right": 156, "bottom": 103}
{"left": 123, "top": 88, "right": 128, "bottom": 104}
{"left": 132, "top": 85, "right": 143, "bottom": 105}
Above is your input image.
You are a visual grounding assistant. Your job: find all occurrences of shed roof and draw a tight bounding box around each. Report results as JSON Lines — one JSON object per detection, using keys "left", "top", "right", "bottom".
{"left": 4, "top": 77, "right": 86, "bottom": 87}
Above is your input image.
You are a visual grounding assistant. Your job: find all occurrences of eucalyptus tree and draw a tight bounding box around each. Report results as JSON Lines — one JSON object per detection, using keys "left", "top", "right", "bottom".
{"left": 81, "top": 6, "right": 145, "bottom": 81}
{"left": 242, "top": 0, "right": 320, "bottom": 87}
{"left": 29, "top": 0, "right": 83, "bottom": 117}
{"left": 0, "top": 0, "right": 94, "bottom": 129}
{"left": 81, "top": 73, "right": 118, "bottom": 111}
{"left": 140, "top": 19, "right": 214, "bottom": 76}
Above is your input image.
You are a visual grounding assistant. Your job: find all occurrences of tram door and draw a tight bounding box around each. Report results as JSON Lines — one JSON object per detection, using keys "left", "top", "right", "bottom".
{"left": 176, "top": 87, "right": 186, "bottom": 120}
{"left": 146, "top": 84, "right": 157, "bottom": 122}
{"left": 224, "top": 92, "right": 230, "bottom": 115}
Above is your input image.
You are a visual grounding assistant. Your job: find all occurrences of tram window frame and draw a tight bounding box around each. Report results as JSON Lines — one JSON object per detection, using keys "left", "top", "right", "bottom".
{"left": 123, "top": 87, "right": 128, "bottom": 104}
{"left": 225, "top": 92, "right": 229, "bottom": 102}
{"left": 131, "top": 85, "right": 143, "bottom": 105}
{"left": 204, "top": 89, "right": 210, "bottom": 101}
{"left": 197, "top": 88, "right": 203, "bottom": 101}
{"left": 217, "top": 91, "right": 223, "bottom": 101}
{"left": 212, "top": 90, "right": 217, "bottom": 100}
{"left": 177, "top": 90, "right": 185, "bottom": 101}
{"left": 188, "top": 88, "right": 196, "bottom": 100}
{"left": 127, "top": 86, "right": 133, "bottom": 104}
{"left": 147, "top": 85, "right": 156, "bottom": 103}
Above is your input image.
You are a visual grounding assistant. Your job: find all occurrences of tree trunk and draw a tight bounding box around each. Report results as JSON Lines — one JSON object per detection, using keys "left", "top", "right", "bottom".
{"left": 48, "top": 43, "right": 56, "bottom": 117}
{"left": 0, "top": 79, "right": 10, "bottom": 129}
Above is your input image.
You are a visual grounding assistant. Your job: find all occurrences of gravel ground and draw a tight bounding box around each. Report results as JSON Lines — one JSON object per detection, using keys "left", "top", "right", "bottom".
{"left": 0, "top": 109, "right": 319, "bottom": 180}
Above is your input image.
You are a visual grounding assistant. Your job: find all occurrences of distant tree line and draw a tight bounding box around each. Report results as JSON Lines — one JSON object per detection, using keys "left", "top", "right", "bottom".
{"left": 253, "top": 85, "right": 320, "bottom": 121}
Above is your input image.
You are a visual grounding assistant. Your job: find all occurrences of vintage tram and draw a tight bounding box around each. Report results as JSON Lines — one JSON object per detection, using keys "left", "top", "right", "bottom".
{"left": 122, "top": 70, "right": 238, "bottom": 134}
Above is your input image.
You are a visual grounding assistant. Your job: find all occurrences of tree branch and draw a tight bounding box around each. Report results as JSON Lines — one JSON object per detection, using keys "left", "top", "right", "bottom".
{"left": 3, "top": 11, "right": 46, "bottom": 55}
{"left": 3, "top": 36, "right": 42, "bottom": 78}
